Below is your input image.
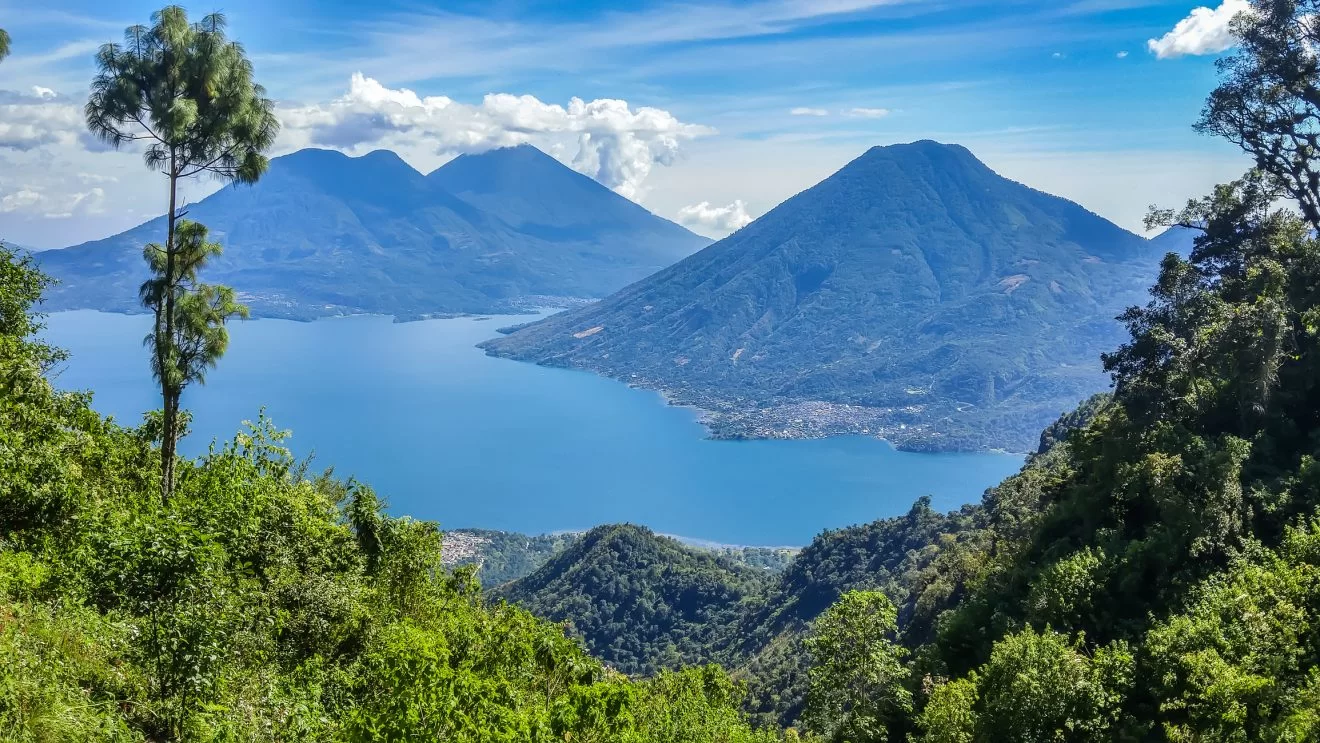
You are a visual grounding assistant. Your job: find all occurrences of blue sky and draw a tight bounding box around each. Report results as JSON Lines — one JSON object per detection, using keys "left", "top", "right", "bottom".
{"left": 0, "top": 0, "right": 1254, "bottom": 246}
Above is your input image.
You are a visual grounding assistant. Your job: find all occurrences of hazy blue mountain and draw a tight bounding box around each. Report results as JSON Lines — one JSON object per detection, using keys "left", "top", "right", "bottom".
{"left": 36, "top": 146, "right": 706, "bottom": 319}
{"left": 483, "top": 140, "right": 1161, "bottom": 452}
{"left": 429, "top": 144, "right": 706, "bottom": 263}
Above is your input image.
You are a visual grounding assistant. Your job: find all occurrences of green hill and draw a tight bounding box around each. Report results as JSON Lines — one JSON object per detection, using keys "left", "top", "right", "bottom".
{"left": 495, "top": 525, "right": 774, "bottom": 676}
{"left": 490, "top": 400, "right": 1107, "bottom": 728}
{"left": 482, "top": 141, "right": 1162, "bottom": 453}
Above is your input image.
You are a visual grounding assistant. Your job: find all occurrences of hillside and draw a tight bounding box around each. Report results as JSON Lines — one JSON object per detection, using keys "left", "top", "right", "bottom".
{"left": 487, "top": 499, "right": 994, "bottom": 724}
{"left": 35, "top": 146, "right": 706, "bottom": 320}
{"left": 482, "top": 140, "right": 1160, "bottom": 452}
{"left": 492, "top": 404, "right": 1095, "bottom": 727}
{"left": 495, "top": 525, "right": 774, "bottom": 675}
{"left": 0, "top": 246, "right": 773, "bottom": 742}
{"left": 444, "top": 527, "right": 798, "bottom": 589}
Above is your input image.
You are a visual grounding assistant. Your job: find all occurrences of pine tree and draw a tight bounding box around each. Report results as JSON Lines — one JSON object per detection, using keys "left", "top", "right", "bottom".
{"left": 84, "top": 6, "right": 278, "bottom": 498}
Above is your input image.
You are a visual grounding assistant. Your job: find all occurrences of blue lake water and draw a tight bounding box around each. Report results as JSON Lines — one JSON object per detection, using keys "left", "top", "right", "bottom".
{"left": 41, "top": 311, "right": 1024, "bottom": 545}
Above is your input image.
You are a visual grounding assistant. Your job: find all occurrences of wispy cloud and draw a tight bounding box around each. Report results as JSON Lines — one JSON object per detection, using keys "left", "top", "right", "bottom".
{"left": 845, "top": 107, "right": 890, "bottom": 118}
{"left": 790, "top": 107, "right": 830, "bottom": 116}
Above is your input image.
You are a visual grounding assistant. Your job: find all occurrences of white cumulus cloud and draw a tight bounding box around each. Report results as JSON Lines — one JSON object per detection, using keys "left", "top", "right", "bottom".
{"left": 789, "top": 107, "right": 829, "bottom": 116}
{"left": 279, "top": 73, "right": 714, "bottom": 200}
{"left": 0, "top": 94, "right": 84, "bottom": 151}
{"left": 1148, "top": 0, "right": 1251, "bottom": 59}
{"left": 1117, "top": 50, "right": 1130, "bottom": 59}
{"left": 1, "top": 187, "right": 43, "bottom": 213}
{"left": 676, "top": 199, "right": 753, "bottom": 236}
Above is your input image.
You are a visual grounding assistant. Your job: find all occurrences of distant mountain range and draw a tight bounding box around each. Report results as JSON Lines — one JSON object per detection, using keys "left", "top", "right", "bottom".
{"left": 35, "top": 145, "right": 708, "bottom": 319}
{"left": 483, "top": 140, "right": 1165, "bottom": 453}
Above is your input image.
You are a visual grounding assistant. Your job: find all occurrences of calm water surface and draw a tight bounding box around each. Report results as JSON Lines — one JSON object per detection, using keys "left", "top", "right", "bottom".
{"left": 43, "top": 311, "right": 1024, "bottom": 545}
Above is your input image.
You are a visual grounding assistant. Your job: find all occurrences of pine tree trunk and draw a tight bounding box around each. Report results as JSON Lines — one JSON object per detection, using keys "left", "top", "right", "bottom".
{"left": 161, "top": 154, "right": 179, "bottom": 501}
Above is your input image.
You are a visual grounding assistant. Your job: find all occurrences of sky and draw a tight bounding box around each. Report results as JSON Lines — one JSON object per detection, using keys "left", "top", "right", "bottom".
{"left": 0, "top": 0, "right": 1258, "bottom": 248}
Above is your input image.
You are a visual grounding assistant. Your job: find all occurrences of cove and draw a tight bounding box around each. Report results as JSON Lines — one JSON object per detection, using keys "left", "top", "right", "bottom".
{"left": 41, "top": 311, "right": 1025, "bottom": 546}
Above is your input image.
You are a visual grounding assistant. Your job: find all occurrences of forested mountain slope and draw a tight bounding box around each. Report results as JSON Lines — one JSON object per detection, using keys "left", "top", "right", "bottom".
{"left": 484, "top": 141, "right": 1161, "bottom": 452}
{"left": 494, "top": 525, "right": 774, "bottom": 675}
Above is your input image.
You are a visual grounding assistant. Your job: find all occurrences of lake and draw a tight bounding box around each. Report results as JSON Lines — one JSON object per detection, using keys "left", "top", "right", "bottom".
{"left": 41, "top": 311, "right": 1025, "bottom": 546}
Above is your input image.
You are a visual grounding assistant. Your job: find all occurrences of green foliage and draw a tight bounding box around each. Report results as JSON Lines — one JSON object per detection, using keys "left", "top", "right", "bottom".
{"left": 0, "top": 602, "right": 143, "bottom": 742}
{"left": 0, "top": 28, "right": 9, "bottom": 61}
{"left": 496, "top": 525, "right": 774, "bottom": 676}
{"left": 1198, "top": 0, "right": 1320, "bottom": 230}
{"left": 915, "top": 677, "right": 977, "bottom": 743}
{"left": 140, "top": 221, "right": 249, "bottom": 396}
{"left": 84, "top": 6, "right": 279, "bottom": 182}
{"left": 1145, "top": 519, "right": 1320, "bottom": 742}
{"left": 802, "top": 591, "right": 911, "bottom": 742}
{"left": 0, "top": 251, "right": 777, "bottom": 742}
{"left": 916, "top": 629, "right": 1132, "bottom": 743}
{"left": 975, "top": 629, "right": 1131, "bottom": 742}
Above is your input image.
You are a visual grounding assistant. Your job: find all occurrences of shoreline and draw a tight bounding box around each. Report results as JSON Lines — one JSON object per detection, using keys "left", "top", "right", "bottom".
{"left": 36, "top": 299, "right": 584, "bottom": 325}
{"left": 47, "top": 306, "right": 1033, "bottom": 456}
{"left": 620, "top": 377, "right": 1033, "bottom": 456}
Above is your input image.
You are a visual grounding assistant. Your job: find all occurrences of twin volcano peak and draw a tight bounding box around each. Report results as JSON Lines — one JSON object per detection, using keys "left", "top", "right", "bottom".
{"left": 34, "top": 142, "right": 707, "bottom": 320}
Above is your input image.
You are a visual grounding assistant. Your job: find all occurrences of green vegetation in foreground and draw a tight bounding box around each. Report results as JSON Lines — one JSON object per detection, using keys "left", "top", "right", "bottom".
{"left": 0, "top": 246, "right": 781, "bottom": 741}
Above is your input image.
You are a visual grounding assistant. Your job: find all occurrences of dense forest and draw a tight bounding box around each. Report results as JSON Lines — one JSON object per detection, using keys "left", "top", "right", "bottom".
{"left": 8, "top": 0, "right": 1320, "bottom": 740}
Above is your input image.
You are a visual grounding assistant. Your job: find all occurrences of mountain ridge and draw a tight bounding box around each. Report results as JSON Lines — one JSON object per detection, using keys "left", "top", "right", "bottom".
{"left": 34, "top": 145, "right": 707, "bottom": 320}
{"left": 481, "top": 140, "right": 1162, "bottom": 452}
